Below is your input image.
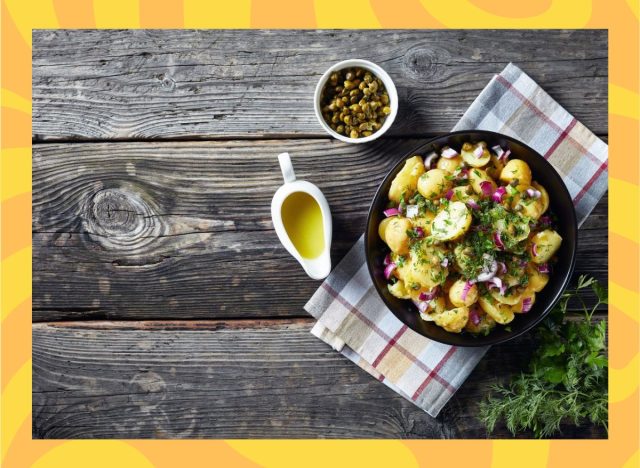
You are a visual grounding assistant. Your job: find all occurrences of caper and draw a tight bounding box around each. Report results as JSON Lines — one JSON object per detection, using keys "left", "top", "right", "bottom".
{"left": 320, "top": 66, "right": 391, "bottom": 139}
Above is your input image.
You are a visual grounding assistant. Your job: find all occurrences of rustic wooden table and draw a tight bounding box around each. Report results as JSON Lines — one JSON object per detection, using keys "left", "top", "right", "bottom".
{"left": 32, "top": 30, "right": 608, "bottom": 439}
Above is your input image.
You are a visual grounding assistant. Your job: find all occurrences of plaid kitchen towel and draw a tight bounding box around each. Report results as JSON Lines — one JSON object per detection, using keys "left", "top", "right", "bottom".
{"left": 304, "top": 63, "right": 608, "bottom": 417}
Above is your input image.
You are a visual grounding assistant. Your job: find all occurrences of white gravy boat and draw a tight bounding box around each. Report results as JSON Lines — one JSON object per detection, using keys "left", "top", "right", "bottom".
{"left": 271, "top": 153, "right": 332, "bottom": 280}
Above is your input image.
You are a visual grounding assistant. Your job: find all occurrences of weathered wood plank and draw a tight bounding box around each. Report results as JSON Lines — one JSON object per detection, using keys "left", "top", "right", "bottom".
{"left": 33, "top": 140, "right": 608, "bottom": 321}
{"left": 32, "top": 320, "right": 606, "bottom": 439}
{"left": 32, "top": 30, "right": 607, "bottom": 140}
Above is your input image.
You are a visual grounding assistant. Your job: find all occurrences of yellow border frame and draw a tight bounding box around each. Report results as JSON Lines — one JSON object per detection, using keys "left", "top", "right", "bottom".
{"left": 2, "top": 1, "right": 638, "bottom": 467}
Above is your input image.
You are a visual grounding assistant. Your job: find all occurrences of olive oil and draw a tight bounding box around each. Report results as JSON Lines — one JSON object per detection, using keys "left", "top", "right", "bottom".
{"left": 281, "top": 192, "right": 325, "bottom": 259}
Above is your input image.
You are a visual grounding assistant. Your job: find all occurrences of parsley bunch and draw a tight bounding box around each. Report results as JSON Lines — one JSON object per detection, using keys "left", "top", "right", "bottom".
{"left": 479, "top": 276, "right": 608, "bottom": 438}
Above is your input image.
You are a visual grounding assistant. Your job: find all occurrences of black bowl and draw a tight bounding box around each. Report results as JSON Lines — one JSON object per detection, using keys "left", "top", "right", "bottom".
{"left": 365, "top": 130, "right": 577, "bottom": 347}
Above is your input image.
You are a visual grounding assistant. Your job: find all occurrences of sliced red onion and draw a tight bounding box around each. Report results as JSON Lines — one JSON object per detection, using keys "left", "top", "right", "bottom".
{"left": 424, "top": 151, "right": 438, "bottom": 169}
{"left": 473, "top": 145, "right": 484, "bottom": 158}
{"left": 419, "top": 287, "right": 439, "bottom": 302}
{"left": 532, "top": 243, "right": 538, "bottom": 257}
{"left": 460, "top": 281, "right": 473, "bottom": 301}
{"left": 476, "top": 264, "right": 498, "bottom": 282}
{"left": 457, "top": 167, "right": 469, "bottom": 180}
{"left": 491, "top": 145, "right": 504, "bottom": 158}
{"left": 497, "top": 261, "right": 507, "bottom": 275}
{"left": 384, "top": 263, "right": 397, "bottom": 280}
{"left": 445, "top": 189, "right": 454, "bottom": 200}
{"left": 492, "top": 186, "right": 507, "bottom": 203}
{"left": 405, "top": 205, "right": 419, "bottom": 219}
{"left": 469, "top": 307, "right": 481, "bottom": 326}
{"left": 441, "top": 147, "right": 459, "bottom": 159}
{"left": 519, "top": 259, "right": 528, "bottom": 268}
{"left": 440, "top": 257, "right": 449, "bottom": 268}
{"left": 488, "top": 276, "right": 506, "bottom": 295}
{"left": 480, "top": 181, "right": 493, "bottom": 197}
{"left": 414, "top": 227, "right": 425, "bottom": 238}
{"left": 493, "top": 231, "right": 505, "bottom": 250}
{"left": 539, "top": 215, "right": 552, "bottom": 225}
{"left": 526, "top": 188, "right": 542, "bottom": 199}
{"left": 417, "top": 301, "right": 430, "bottom": 313}
{"left": 466, "top": 199, "right": 480, "bottom": 210}
{"left": 502, "top": 149, "right": 511, "bottom": 161}
{"left": 383, "top": 253, "right": 392, "bottom": 266}
{"left": 538, "top": 263, "right": 550, "bottom": 274}
{"left": 521, "top": 297, "right": 533, "bottom": 313}
{"left": 383, "top": 207, "right": 400, "bottom": 217}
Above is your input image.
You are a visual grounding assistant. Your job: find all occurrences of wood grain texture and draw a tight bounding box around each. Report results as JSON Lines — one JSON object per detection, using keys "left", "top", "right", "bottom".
{"left": 33, "top": 140, "right": 608, "bottom": 321}
{"left": 32, "top": 30, "right": 607, "bottom": 141}
{"left": 32, "top": 320, "right": 607, "bottom": 439}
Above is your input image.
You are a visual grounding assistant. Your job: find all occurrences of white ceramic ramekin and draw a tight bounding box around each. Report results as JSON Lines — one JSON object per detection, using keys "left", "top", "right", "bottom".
{"left": 313, "top": 59, "right": 398, "bottom": 144}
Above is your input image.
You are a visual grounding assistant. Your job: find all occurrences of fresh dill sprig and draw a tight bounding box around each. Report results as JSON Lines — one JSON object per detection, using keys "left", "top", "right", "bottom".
{"left": 479, "top": 275, "right": 608, "bottom": 438}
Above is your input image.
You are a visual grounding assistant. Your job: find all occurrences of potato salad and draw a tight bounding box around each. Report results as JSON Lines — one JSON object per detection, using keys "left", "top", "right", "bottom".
{"left": 379, "top": 142, "right": 562, "bottom": 335}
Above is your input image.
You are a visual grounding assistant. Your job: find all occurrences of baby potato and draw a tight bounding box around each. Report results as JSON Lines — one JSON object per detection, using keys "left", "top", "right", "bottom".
{"left": 479, "top": 296, "right": 515, "bottom": 325}
{"left": 378, "top": 217, "right": 393, "bottom": 242}
{"left": 449, "top": 279, "right": 478, "bottom": 307}
{"left": 511, "top": 187, "right": 543, "bottom": 220}
{"left": 461, "top": 142, "right": 491, "bottom": 168}
{"left": 469, "top": 168, "right": 497, "bottom": 196}
{"left": 450, "top": 185, "right": 474, "bottom": 203}
{"left": 404, "top": 243, "right": 449, "bottom": 289}
{"left": 388, "top": 156, "right": 425, "bottom": 203}
{"left": 486, "top": 153, "right": 506, "bottom": 181}
{"left": 512, "top": 291, "right": 536, "bottom": 314}
{"left": 434, "top": 306, "right": 470, "bottom": 333}
{"left": 430, "top": 201, "right": 472, "bottom": 241}
{"left": 490, "top": 286, "right": 524, "bottom": 306}
{"left": 388, "top": 280, "right": 411, "bottom": 299}
{"left": 530, "top": 229, "right": 563, "bottom": 264}
{"left": 436, "top": 155, "right": 464, "bottom": 173}
{"left": 500, "top": 159, "right": 532, "bottom": 186}
{"left": 532, "top": 181, "right": 549, "bottom": 214}
{"left": 384, "top": 217, "right": 413, "bottom": 255}
{"left": 417, "top": 295, "right": 447, "bottom": 321}
{"left": 411, "top": 211, "right": 436, "bottom": 234}
{"left": 526, "top": 263, "right": 549, "bottom": 292}
{"left": 392, "top": 252, "right": 411, "bottom": 279}
{"left": 464, "top": 308, "right": 497, "bottom": 335}
{"left": 417, "top": 169, "right": 452, "bottom": 200}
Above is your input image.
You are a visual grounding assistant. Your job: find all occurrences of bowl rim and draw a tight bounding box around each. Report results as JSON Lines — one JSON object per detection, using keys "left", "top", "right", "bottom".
{"left": 364, "top": 129, "right": 578, "bottom": 347}
{"left": 313, "top": 59, "right": 398, "bottom": 144}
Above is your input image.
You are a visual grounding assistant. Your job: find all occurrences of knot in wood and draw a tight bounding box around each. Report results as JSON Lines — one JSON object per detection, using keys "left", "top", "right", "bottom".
{"left": 403, "top": 46, "right": 450, "bottom": 83}
{"left": 84, "top": 187, "right": 165, "bottom": 253}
